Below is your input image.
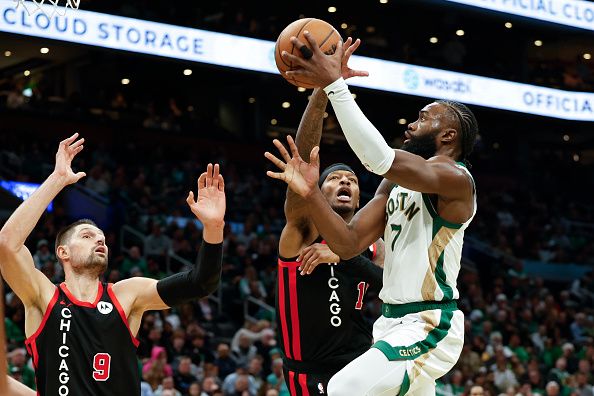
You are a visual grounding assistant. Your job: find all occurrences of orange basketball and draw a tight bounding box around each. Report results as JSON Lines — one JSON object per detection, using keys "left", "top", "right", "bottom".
{"left": 275, "top": 18, "right": 342, "bottom": 89}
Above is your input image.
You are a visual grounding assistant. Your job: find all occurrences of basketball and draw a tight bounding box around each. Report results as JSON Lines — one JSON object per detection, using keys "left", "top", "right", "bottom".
{"left": 275, "top": 18, "right": 342, "bottom": 89}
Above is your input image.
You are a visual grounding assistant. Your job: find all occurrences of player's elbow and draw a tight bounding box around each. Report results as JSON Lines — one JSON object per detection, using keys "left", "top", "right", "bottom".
{"left": 201, "top": 279, "right": 220, "bottom": 296}
{"left": 0, "top": 232, "right": 18, "bottom": 254}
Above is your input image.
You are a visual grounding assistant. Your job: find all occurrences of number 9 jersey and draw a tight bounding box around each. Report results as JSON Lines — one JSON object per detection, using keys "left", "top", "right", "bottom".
{"left": 25, "top": 282, "right": 140, "bottom": 396}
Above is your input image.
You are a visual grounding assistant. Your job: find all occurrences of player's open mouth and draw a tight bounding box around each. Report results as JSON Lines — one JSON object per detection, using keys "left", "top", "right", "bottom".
{"left": 95, "top": 247, "right": 107, "bottom": 254}
{"left": 337, "top": 187, "right": 352, "bottom": 202}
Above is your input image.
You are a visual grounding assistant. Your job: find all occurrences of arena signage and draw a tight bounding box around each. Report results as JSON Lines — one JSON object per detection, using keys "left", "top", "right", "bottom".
{"left": 1, "top": 0, "right": 593, "bottom": 121}
{"left": 444, "top": 0, "right": 594, "bottom": 31}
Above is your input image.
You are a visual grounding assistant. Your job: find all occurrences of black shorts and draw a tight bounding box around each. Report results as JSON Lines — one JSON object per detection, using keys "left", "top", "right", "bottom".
{"left": 283, "top": 366, "right": 333, "bottom": 396}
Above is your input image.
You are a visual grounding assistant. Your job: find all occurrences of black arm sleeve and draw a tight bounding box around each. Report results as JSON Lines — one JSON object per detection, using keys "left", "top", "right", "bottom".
{"left": 156, "top": 240, "right": 222, "bottom": 307}
{"left": 340, "top": 254, "right": 383, "bottom": 291}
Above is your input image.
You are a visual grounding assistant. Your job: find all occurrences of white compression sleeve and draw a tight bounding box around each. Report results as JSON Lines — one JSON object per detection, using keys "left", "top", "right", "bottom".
{"left": 324, "top": 78, "right": 395, "bottom": 175}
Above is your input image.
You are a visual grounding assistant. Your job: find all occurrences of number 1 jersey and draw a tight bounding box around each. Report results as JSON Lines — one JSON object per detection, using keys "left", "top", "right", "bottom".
{"left": 25, "top": 282, "right": 140, "bottom": 396}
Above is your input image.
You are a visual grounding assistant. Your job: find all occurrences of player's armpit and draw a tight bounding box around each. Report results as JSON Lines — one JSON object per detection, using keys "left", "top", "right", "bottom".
{"left": 112, "top": 277, "right": 168, "bottom": 314}
{"left": 279, "top": 217, "right": 317, "bottom": 259}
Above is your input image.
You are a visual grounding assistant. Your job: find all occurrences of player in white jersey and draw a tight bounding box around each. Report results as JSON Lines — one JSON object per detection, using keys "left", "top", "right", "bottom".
{"left": 266, "top": 33, "right": 479, "bottom": 395}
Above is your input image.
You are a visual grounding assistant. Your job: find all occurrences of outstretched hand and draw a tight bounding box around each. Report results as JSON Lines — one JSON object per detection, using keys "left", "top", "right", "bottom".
{"left": 186, "top": 163, "right": 226, "bottom": 227}
{"left": 297, "top": 243, "right": 340, "bottom": 275}
{"left": 53, "top": 133, "right": 86, "bottom": 185}
{"left": 282, "top": 34, "right": 369, "bottom": 88}
{"left": 264, "top": 135, "right": 320, "bottom": 198}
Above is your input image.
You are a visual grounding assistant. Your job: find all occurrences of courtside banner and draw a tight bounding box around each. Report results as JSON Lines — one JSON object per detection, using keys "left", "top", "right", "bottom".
{"left": 1, "top": 0, "right": 593, "bottom": 121}
{"left": 443, "top": 0, "right": 594, "bottom": 31}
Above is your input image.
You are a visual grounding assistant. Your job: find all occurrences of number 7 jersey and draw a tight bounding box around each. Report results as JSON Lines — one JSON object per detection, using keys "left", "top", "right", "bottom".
{"left": 25, "top": 282, "right": 140, "bottom": 396}
{"left": 381, "top": 164, "right": 476, "bottom": 305}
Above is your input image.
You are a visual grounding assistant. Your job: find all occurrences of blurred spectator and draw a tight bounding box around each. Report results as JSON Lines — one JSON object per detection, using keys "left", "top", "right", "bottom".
{"left": 32, "top": 239, "right": 54, "bottom": 270}
{"left": 214, "top": 343, "right": 237, "bottom": 380}
{"left": 7, "top": 348, "right": 35, "bottom": 391}
{"left": 154, "top": 376, "right": 181, "bottom": 396}
{"left": 143, "top": 346, "right": 174, "bottom": 388}
{"left": 146, "top": 224, "right": 171, "bottom": 259}
{"left": 121, "top": 245, "right": 148, "bottom": 276}
{"left": 239, "top": 266, "right": 267, "bottom": 300}
{"left": 173, "top": 356, "right": 198, "bottom": 394}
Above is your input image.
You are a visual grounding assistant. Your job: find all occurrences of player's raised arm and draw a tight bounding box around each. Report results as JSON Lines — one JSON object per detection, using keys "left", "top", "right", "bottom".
{"left": 281, "top": 34, "right": 475, "bottom": 203}
{"left": 0, "top": 133, "right": 85, "bottom": 307}
{"left": 266, "top": 137, "right": 388, "bottom": 259}
{"left": 281, "top": 38, "right": 368, "bottom": 258}
{"left": 115, "top": 163, "right": 225, "bottom": 314}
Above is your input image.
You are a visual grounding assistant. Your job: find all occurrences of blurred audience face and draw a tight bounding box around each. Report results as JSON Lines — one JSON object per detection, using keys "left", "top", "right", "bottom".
{"left": 235, "top": 374, "right": 249, "bottom": 391}
{"left": 162, "top": 376, "right": 175, "bottom": 389}
{"left": 217, "top": 343, "right": 230, "bottom": 358}
{"left": 178, "top": 357, "right": 192, "bottom": 375}
{"left": 188, "top": 382, "right": 202, "bottom": 396}
{"left": 470, "top": 385, "right": 484, "bottom": 396}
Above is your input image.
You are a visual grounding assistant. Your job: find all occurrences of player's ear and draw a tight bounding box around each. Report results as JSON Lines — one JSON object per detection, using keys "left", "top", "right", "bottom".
{"left": 56, "top": 245, "right": 69, "bottom": 262}
{"left": 441, "top": 128, "right": 457, "bottom": 143}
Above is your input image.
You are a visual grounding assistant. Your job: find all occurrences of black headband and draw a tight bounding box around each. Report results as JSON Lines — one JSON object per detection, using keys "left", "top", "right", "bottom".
{"left": 319, "top": 163, "right": 356, "bottom": 187}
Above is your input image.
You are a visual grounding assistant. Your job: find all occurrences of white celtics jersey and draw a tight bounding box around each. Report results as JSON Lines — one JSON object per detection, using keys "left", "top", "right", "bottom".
{"left": 380, "top": 164, "right": 476, "bottom": 304}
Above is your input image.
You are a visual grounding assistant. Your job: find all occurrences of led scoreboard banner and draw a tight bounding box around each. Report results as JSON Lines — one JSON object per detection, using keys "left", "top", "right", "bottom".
{"left": 1, "top": 0, "right": 593, "bottom": 121}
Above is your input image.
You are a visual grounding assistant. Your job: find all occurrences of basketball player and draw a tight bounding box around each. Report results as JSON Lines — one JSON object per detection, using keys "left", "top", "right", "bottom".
{"left": 271, "top": 38, "right": 384, "bottom": 396}
{"left": 267, "top": 33, "right": 479, "bottom": 395}
{"left": 0, "top": 134, "right": 225, "bottom": 396}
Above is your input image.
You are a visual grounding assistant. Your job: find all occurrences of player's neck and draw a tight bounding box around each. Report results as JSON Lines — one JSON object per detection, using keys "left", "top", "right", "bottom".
{"left": 340, "top": 211, "right": 355, "bottom": 222}
{"left": 435, "top": 145, "right": 459, "bottom": 160}
{"left": 64, "top": 274, "right": 101, "bottom": 303}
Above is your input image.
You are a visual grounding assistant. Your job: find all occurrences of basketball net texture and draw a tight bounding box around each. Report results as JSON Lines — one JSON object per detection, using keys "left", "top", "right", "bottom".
{"left": 13, "top": 0, "right": 80, "bottom": 18}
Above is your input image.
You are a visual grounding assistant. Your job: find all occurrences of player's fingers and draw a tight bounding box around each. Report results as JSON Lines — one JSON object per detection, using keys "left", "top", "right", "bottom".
{"left": 75, "top": 171, "right": 86, "bottom": 180}
{"left": 61, "top": 132, "right": 79, "bottom": 145}
{"left": 285, "top": 69, "right": 314, "bottom": 80}
{"left": 266, "top": 170, "right": 286, "bottom": 181}
{"left": 349, "top": 69, "right": 370, "bottom": 78}
{"left": 310, "top": 146, "right": 320, "bottom": 167}
{"left": 212, "top": 163, "right": 220, "bottom": 189}
{"left": 272, "top": 139, "right": 293, "bottom": 162}
{"left": 303, "top": 31, "right": 322, "bottom": 55}
{"left": 264, "top": 152, "right": 287, "bottom": 171}
{"left": 334, "top": 39, "right": 344, "bottom": 59}
{"left": 306, "top": 258, "right": 321, "bottom": 274}
{"left": 70, "top": 137, "right": 85, "bottom": 150}
{"left": 300, "top": 250, "right": 316, "bottom": 275}
{"left": 186, "top": 190, "right": 195, "bottom": 205}
{"left": 289, "top": 36, "right": 314, "bottom": 60}
{"left": 343, "top": 36, "right": 353, "bottom": 51}
{"left": 217, "top": 175, "right": 225, "bottom": 192}
{"left": 205, "top": 163, "right": 213, "bottom": 187}
{"left": 344, "top": 38, "right": 361, "bottom": 60}
{"left": 198, "top": 172, "right": 207, "bottom": 190}
{"left": 286, "top": 135, "right": 301, "bottom": 159}
{"left": 73, "top": 145, "right": 84, "bottom": 155}
{"left": 281, "top": 51, "right": 309, "bottom": 69}
{"left": 297, "top": 246, "right": 311, "bottom": 264}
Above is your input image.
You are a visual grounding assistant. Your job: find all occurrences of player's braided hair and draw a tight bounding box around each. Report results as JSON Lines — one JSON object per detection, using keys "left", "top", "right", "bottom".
{"left": 435, "top": 100, "right": 479, "bottom": 168}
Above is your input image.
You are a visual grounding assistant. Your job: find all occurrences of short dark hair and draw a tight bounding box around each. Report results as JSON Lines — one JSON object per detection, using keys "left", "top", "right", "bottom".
{"left": 55, "top": 219, "right": 98, "bottom": 254}
{"left": 435, "top": 100, "right": 479, "bottom": 166}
